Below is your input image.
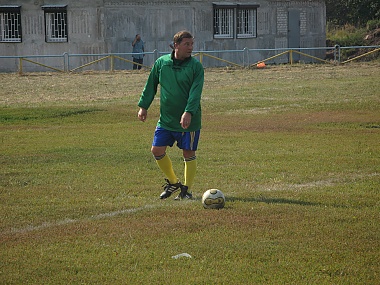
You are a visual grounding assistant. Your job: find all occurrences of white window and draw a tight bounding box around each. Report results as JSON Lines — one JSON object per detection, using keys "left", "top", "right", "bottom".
{"left": 213, "top": 3, "right": 259, "bottom": 39}
{"left": 213, "top": 6, "right": 234, "bottom": 38}
{"left": 0, "top": 6, "right": 22, "bottom": 43}
{"left": 237, "top": 7, "right": 257, "bottom": 38}
{"left": 42, "top": 5, "right": 67, "bottom": 43}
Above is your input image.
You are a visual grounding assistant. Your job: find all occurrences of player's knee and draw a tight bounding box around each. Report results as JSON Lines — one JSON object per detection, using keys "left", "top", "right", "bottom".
{"left": 183, "top": 150, "right": 196, "bottom": 159}
{"left": 151, "top": 146, "right": 165, "bottom": 157}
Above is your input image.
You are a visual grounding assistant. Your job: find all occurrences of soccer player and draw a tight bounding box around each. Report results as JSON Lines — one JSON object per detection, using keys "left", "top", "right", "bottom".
{"left": 137, "top": 30, "right": 204, "bottom": 200}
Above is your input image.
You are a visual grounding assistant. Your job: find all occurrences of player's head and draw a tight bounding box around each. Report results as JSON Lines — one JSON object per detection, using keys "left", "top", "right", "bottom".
{"left": 173, "top": 31, "right": 194, "bottom": 59}
{"left": 173, "top": 31, "right": 193, "bottom": 45}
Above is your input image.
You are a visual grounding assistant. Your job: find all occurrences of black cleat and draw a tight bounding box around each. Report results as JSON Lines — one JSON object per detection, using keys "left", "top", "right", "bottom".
{"left": 160, "top": 179, "right": 182, "bottom": 199}
{"left": 174, "top": 185, "right": 193, "bottom": 200}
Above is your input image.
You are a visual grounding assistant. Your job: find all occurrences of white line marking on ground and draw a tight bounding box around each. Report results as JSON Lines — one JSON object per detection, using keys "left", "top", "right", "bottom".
{"left": 4, "top": 205, "right": 154, "bottom": 235}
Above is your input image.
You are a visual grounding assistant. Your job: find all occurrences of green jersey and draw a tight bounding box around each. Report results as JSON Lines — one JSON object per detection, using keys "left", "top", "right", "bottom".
{"left": 138, "top": 53, "right": 204, "bottom": 132}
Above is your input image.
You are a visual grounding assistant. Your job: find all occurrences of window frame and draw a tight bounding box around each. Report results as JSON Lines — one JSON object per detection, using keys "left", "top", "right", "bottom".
{"left": 236, "top": 4, "right": 258, "bottom": 38}
{"left": 213, "top": 3, "right": 259, "bottom": 39}
{"left": 0, "top": 5, "right": 22, "bottom": 43}
{"left": 213, "top": 4, "right": 236, "bottom": 39}
{"left": 42, "top": 5, "right": 68, "bottom": 43}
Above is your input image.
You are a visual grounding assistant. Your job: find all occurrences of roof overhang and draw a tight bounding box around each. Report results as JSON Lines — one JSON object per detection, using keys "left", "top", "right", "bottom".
{"left": 0, "top": 5, "right": 21, "bottom": 12}
{"left": 41, "top": 5, "right": 67, "bottom": 12}
{"left": 212, "top": 2, "right": 260, "bottom": 8}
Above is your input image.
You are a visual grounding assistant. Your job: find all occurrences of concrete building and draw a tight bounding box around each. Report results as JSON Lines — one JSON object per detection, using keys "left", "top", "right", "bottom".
{"left": 0, "top": 0, "right": 326, "bottom": 72}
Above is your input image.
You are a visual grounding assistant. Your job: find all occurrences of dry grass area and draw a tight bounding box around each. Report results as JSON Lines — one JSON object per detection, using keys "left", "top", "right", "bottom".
{"left": 0, "top": 71, "right": 146, "bottom": 106}
{"left": 1, "top": 62, "right": 379, "bottom": 106}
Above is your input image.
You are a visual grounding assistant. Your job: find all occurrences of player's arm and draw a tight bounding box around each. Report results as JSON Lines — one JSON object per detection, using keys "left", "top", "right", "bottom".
{"left": 137, "top": 61, "right": 160, "bottom": 120}
{"left": 180, "top": 112, "right": 192, "bottom": 129}
{"left": 185, "top": 63, "right": 204, "bottom": 115}
{"left": 138, "top": 108, "right": 147, "bottom": 122}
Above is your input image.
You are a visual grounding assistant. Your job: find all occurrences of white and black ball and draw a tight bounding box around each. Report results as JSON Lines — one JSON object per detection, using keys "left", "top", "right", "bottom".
{"left": 202, "top": 189, "right": 225, "bottom": 209}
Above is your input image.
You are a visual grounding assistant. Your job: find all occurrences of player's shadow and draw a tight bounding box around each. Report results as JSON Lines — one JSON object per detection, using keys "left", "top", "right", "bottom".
{"left": 226, "top": 196, "right": 322, "bottom": 207}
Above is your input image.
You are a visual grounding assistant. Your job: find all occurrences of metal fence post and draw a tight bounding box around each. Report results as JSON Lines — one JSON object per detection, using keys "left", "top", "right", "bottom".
{"left": 67, "top": 53, "right": 71, "bottom": 71}
{"left": 63, "top": 52, "right": 68, "bottom": 72}
{"left": 289, "top": 50, "right": 293, "bottom": 64}
{"left": 110, "top": 54, "right": 114, "bottom": 72}
{"left": 19, "top": 58, "right": 23, "bottom": 75}
{"left": 334, "top": 45, "right": 341, "bottom": 63}
{"left": 243, "top": 47, "right": 248, "bottom": 67}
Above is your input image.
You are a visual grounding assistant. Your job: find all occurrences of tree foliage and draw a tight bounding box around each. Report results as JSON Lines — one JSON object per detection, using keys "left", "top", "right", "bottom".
{"left": 326, "top": 0, "right": 380, "bottom": 26}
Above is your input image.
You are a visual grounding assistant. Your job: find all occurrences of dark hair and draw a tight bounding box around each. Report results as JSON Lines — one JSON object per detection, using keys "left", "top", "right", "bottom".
{"left": 173, "top": 30, "right": 193, "bottom": 44}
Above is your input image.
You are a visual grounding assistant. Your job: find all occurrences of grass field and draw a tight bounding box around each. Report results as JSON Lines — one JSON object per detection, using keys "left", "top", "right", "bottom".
{"left": 1, "top": 63, "right": 379, "bottom": 284}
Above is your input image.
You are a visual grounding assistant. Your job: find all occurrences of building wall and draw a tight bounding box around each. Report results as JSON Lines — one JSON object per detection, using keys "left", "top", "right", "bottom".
{"left": 0, "top": 0, "right": 326, "bottom": 71}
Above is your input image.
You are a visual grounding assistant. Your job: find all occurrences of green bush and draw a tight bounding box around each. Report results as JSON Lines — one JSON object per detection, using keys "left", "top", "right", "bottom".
{"left": 366, "top": 19, "right": 380, "bottom": 30}
{"left": 327, "top": 21, "right": 380, "bottom": 61}
{"left": 327, "top": 24, "right": 366, "bottom": 47}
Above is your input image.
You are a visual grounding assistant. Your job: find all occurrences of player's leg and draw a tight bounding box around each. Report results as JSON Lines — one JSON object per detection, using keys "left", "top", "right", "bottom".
{"left": 152, "top": 145, "right": 178, "bottom": 185}
{"left": 175, "top": 130, "right": 200, "bottom": 200}
{"left": 183, "top": 149, "right": 197, "bottom": 190}
{"left": 152, "top": 127, "right": 181, "bottom": 199}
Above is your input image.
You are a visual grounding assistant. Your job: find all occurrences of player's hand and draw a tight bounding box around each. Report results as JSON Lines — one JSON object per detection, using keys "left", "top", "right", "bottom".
{"left": 180, "top": 112, "right": 192, "bottom": 129}
{"left": 138, "top": 108, "right": 147, "bottom": 122}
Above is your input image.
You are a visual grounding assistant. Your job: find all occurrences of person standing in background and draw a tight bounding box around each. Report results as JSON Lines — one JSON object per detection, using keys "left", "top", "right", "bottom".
{"left": 132, "top": 34, "right": 144, "bottom": 70}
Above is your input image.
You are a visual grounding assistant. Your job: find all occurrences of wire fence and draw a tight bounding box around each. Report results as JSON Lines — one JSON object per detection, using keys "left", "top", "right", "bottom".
{"left": 0, "top": 45, "right": 379, "bottom": 74}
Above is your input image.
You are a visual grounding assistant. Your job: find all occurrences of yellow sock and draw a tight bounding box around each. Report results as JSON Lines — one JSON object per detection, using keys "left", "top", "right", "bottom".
{"left": 155, "top": 153, "right": 178, "bottom": 184}
{"left": 184, "top": 156, "right": 197, "bottom": 190}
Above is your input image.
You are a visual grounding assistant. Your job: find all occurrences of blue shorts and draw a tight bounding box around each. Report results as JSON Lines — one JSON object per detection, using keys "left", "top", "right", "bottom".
{"left": 152, "top": 126, "right": 200, "bottom": 151}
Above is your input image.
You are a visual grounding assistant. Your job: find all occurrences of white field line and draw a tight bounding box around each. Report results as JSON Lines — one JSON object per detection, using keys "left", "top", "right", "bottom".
{"left": 4, "top": 204, "right": 155, "bottom": 235}
{"left": 263, "top": 172, "right": 379, "bottom": 191}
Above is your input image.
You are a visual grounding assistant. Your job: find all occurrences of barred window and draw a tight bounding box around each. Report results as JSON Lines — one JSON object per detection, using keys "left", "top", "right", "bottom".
{"left": 213, "top": 5, "right": 234, "bottom": 39}
{"left": 42, "top": 5, "right": 67, "bottom": 43}
{"left": 213, "top": 3, "right": 259, "bottom": 39}
{"left": 0, "top": 6, "right": 22, "bottom": 43}
{"left": 237, "top": 6, "right": 257, "bottom": 38}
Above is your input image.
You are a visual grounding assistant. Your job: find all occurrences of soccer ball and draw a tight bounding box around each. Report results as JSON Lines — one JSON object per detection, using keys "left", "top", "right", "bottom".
{"left": 202, "top": 189, "right": 225, "bottom": 209}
